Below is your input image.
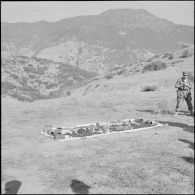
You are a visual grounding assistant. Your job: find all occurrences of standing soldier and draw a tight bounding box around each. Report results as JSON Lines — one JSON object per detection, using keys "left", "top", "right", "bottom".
{"left": 175, "top": 72, "right": 194, "bottom": 115}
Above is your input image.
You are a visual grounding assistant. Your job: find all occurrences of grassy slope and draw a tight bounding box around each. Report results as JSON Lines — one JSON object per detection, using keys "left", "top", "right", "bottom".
{"left": 1, "top": 54, "right": 194, "bottom": 194}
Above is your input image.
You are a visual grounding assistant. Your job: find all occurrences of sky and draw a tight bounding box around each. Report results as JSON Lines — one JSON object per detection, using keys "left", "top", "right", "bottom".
{"left": 1, "top": 1, "right": 194, "bottom": 26}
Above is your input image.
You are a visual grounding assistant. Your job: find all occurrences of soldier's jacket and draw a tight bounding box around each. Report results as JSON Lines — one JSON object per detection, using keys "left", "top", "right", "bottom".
{"left": 175, "top": 78, "right": 192, "bottom": 98}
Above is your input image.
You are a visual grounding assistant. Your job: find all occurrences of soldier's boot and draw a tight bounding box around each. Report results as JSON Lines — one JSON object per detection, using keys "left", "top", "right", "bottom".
{"left": 175, "top": 107, "right": 180, "bottom": 114}
{"left": 185, "top": 93, "right": 193, "bottom": 115}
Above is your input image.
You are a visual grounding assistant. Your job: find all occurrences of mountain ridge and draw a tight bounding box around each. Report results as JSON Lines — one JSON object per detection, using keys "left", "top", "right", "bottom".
{"left": 1, "top": 8, "right": 194, "bottom": 101}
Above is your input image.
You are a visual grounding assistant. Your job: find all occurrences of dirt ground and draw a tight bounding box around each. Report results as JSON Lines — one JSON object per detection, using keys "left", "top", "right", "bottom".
{"left": 1, "top": 58, "right": 194, "bottom": 194}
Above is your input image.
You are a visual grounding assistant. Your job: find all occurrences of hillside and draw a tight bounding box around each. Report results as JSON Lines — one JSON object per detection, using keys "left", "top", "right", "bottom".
{"left": 1, "top": 41, "right": 194, "bottom": 194}
{"left": 2, "top": 44, "right": 194, "bottom": 102}
{"left": 1, "top": 9, "right": 194, "bottom": 74}
{"left": 71, "top": 45, "right": 194, "bottom": 110}
{"left": 1, "top": 56, "right": 96, "bottom": 101}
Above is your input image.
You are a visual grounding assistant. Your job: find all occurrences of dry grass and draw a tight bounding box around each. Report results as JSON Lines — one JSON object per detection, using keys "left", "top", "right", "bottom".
{"left": 1, "top": 55, "right": 194, "bottom": 194}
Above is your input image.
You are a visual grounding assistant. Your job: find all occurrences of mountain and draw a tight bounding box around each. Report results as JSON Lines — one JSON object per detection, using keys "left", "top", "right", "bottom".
{"left": 2, "top": 9, "right": 194, "bottom": 74}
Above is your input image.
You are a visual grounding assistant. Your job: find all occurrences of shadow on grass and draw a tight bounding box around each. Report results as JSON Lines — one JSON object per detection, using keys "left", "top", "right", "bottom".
{"left": 182, "top": 156, "right": 194, "bottom": 164}
{"left": 158, "top": 121, "right": 194, "bottom": 164}
{"left": 179, "top": 139, "right": 194, "bottom": 150}
{"left": 179, "top": 138, "right": 194, "bottom": 164}
{"left": 137, "top": 109, "right": 156, "bottom": 114}
{"left": 70, "top": 179, "right": 90, "bottom": 194}
{"left": 158, "top": 121, "right": 194, "bottom": 133}
{"left": 136, "top": 109, "right": 174, "bottom": 115}
{"left": 4, "top": 180, "right": 21, "bottom": 194}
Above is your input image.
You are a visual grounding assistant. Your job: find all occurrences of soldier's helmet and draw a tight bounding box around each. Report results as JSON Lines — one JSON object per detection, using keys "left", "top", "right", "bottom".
{"left": 182, "top": 71, "right": 188, "bottom": 75}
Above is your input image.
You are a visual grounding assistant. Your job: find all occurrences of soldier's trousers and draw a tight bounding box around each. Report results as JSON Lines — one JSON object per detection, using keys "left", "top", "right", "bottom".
{"left": 176, "top": 91, "right": 193, "bottom": 111}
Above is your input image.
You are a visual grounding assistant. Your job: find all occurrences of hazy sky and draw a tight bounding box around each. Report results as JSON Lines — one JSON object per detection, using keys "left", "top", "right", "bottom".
{"left": 1, "top": 1, "right": 194, "bottom": 26}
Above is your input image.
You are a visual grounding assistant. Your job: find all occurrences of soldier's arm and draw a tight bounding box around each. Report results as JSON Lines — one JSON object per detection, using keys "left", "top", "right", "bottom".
{"left": 175, "top": 79, "right": 183, "bottom": 88}
{"left": 185, "top": 81, "right": 192, "bottom": 89}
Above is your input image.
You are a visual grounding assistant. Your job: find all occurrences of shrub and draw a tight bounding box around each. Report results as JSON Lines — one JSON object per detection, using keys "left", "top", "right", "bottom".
{"left": 2, "top": 82, "right": 16, "bottom": 90}
{"left": 23, "top": 65, "right": 37, "bottom": 74}
{"left": 105, "top": 74, "right": 113, "bottom": 79}
{"left": 11, "top": 92, "right": 33, "bottom": 102}
{"left": 85, "top": 85, "right": 92, "bottom": 91}
{"left": 181, "top": 43, "right": 190, "bottom": 49}
{"left": 161, "top": 53, "right": 174, "bottom": 60}
{"left": 142, "top": 85, "right": 158, "bottom": 92}
{"left": 66, "top": 91, "right": 71, "bottom": 96}
{"left": 171, "top": 60, "right": 183, "bottom": 65}
{"left": 142, "top": 61, "right": 167, "bottom": 73}
{"left": 48, "top": 90, "right": 60, "bottom": 98}
{"left": 116, "top": 69, "right": 126, "bottom": 75}
{"left": 151, "top": 55, "right": 159, "bottom": 59}
{"left": 179, "top": 50, "right": 192, "bottom": 58}
{"left": 11, "top": 73, "right": 19, "bottom": 80}
{"left": 168, "top": 54, "right": 174, "bottom": 60}
{"left": 37, "top": 66, "right": 48, "bottom": 75}
{"left": 95, "top": 84, "right": 100, "bottom": 88}
{"left": 45, "top": 82, "right": 58, "bottom": 89}
{"left": 29, "top": 74, "right": 36, "bottom": 79}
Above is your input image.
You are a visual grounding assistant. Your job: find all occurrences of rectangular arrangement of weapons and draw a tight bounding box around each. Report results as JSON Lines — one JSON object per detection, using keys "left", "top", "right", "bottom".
{"left": 41, "top": 119, "right": 163, "bottom": 141}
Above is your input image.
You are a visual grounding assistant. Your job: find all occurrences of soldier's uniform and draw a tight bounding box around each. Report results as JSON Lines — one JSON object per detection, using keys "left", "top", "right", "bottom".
{"left": 175, "top": 72, "right": 193, "bottom": 115}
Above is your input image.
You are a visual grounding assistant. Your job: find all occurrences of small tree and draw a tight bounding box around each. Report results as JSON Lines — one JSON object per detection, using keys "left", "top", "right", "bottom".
{"left": 168, "top": 53, "right": 174, "bottom": 60}
{"left": 181, "top": 43, "right": 190, "bottom": 49}
{"left": 142, "top": 61, "right": 167, "bottom": 73}
{"left": 105, "top": 74, "right": 113, "bottom": 79}
{"left": 142, "top": 85, "right": 158, "bottom": 92}
{"left": 180, "top": 50, "right": 191, "bottom": 58}
{"left": 66, "top": 91, "right": 71, "bottom": 96}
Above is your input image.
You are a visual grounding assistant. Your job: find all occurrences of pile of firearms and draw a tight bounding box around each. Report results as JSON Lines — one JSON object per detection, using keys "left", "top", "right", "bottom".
{"left": 41, "top": 118, "right": 157, "bottom": 140}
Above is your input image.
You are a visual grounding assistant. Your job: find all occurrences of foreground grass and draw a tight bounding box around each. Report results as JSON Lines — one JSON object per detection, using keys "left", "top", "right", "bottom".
{"left": 1, "top": 61, "right": 194, "bottom": 194}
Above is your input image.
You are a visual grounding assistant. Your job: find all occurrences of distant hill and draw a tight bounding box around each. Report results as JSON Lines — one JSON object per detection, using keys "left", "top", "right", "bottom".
{"left": 1, "top": 56, "right": 96, "bottom": 101}
{"left": 2, "top": 9, "right": 194, "bottom": 74}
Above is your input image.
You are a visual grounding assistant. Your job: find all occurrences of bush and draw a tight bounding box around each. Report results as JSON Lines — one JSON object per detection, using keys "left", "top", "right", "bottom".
{"left": 66, "top": 91, "right": 71, "bottom": 96}
{"left": 11, "top": 92, "right": 33, "bottom": 102}
{"left": 45, "top": 82, "right": 58, "bottom": 89}
{"left": 181, "top": 43, "right": 190, "bottom": 49}
{"left": 23, "top": 65, "right": 37, "bottom": 74}
{"left": 48, "top": 90, "right": 60, "bottom": 98}
{"left": 2, "top": 82, "right": 16, "bottom": 90}
{"left": 105, "top": 74, "right": 113, "bottom": 79}
{"left": 171, "top": 60, "right": 183, "bottom": 65}
{"left": 151, "top": 55, "right": 160, "bottom": 59}
{"left": 168, "top": 53, "right": 174, "bottom": 60}
{"left": 142, "top": 85, "right": 158, "bottom": 92}
{"left": 162, "top": 53, "right": 173, "bottom": 59}
{"left": 117, "top": 69, "right": 126, "bottom": 75}
{"left": 29, "top": 74, "right": 36, "bottom": 79}
{"left": 142, "top": 61, "right": 167, "bottom": 73}
{"left": 11, "top": 73, "right": 19, "bottom": 80}
{"left": 37, "top": 66, "right": 48, "bottom": 75}
{"left": 95, "top": 84, "right": 100, "bottom": 88}
{"left": 179, "top": 50, "right": 192, "bottom": 58}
